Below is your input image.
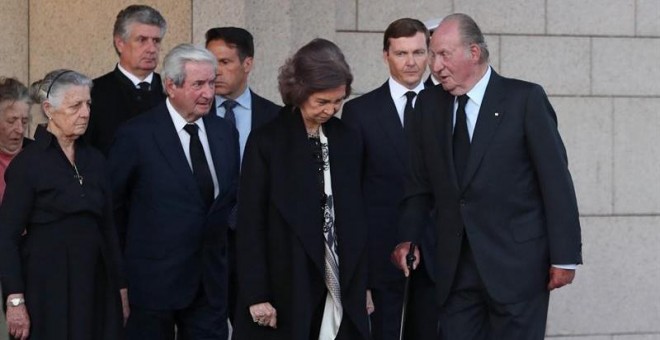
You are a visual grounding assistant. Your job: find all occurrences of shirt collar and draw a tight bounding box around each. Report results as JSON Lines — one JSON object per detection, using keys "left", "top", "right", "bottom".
{"left": 117, "top": 63, "right": 154, "bottom": 87}
{"left": 217, "top": 87, "right": 252, "bottom": 110}
{"left": 388, "top": 77, "right": 425, "bottom": 100}
{"left": 465, "top": 66, "right": 492, "bottom": 106}
{"left": 166, "top": 98, "right": 207, "bottom": 134}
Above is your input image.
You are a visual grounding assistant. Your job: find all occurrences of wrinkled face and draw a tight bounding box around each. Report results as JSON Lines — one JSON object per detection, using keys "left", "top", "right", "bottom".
{"left": 299, "top": 85, "right": 347, "bottom": 129}
{"left": 115, "top": 23, "right": 163, "bottom": 78}
{"left": 46, "top": 86, "right": 91, "bottom": 139}
{"left": 383, "top": 32, "right": 428, "bottom": 89}
{"left": 206, "top": 39, "right": 252, "bottom": 99}
{"left": 0, "top": 100, "right": 30, "bottom": 155}
{"left": 166, "top": 62, "right": 216, "bottom": 122}
{"left": 428, "top": 20, "right": 479, "bottom": 96}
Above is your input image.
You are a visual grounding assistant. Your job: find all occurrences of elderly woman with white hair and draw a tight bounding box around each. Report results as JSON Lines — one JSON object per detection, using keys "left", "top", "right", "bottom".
{"left": 0, "top": 69, "right": 128, "bottom": 340}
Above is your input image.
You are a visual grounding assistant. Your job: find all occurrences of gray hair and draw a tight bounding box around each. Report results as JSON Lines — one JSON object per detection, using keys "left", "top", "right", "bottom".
{"left": 161, "top": 44, "right": 218, "bottom": 91}
{"left": 443, "top": 13, "right": 489, "bottom": 64}
{"left": 32, "top": 69, "right": 92, "bottom": 110}
{"left": 0, "top": 77, "right": 31, "bottom": 114}
{"left": 113, "top": 5, "right": 167, "bottom": 55}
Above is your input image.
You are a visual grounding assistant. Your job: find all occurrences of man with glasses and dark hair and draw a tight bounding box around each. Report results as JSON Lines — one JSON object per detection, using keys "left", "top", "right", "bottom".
{"left": 85, "top": 4, "right": 167, "bottom": 155}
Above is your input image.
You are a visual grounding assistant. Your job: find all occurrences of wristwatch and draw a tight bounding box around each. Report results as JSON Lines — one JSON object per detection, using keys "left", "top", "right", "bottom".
{"left": 7, "top": 297, "right": 25, "bottom": 307}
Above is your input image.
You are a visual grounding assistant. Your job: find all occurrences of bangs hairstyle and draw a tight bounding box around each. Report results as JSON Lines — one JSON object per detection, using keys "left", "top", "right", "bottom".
{"left": 278, "top": 38, "right": 352, "bottom": 107}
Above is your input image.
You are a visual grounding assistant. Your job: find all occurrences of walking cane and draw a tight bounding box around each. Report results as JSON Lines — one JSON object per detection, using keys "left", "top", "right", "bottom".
{"left": 399, "top": 242, "right": 417, "bottom": 340}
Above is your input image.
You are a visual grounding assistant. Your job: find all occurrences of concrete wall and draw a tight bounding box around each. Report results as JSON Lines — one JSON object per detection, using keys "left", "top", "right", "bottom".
{"left": 1, "top": 1, "right": 659, "bottom": 339}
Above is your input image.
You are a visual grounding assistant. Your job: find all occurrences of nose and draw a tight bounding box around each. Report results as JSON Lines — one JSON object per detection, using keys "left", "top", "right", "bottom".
{"left": 13, "top": 119, "right": 25, "bottom": 134}
{"left": 80, "top": 103, "right": 91, "bottom": 118}
{"left": 405, "top": 54, "right": 416, "bottom": 66}
{"left": 431, "top": 55, "right": 444, "bottom": 74}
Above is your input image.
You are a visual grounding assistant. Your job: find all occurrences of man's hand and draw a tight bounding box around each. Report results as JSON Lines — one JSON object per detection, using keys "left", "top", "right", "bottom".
{"left": 390, "top": 242, "right": 420, "bottom": 277}
{"left": 547, "top": 267, "right": 576, "bottom": 291}
{"left": 120, "top": 288, "right": 130, "bottom": 325}
{"left": 249, "top": 302, "right": 278, "bottom": 328}
{"left": 366, "top": 289, "right": 375, "bottom": 315}
{"left": 6, "top": 294, "right": 30, "bottom": 340}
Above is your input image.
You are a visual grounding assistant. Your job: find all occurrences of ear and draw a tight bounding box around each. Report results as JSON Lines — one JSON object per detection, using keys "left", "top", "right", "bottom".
{"left": 164, "top": 78, "right": 176, "bottom": 98}
{"left": 242, "top": 56, "right": 254, "bottom": 74}
{"left": 469, "top": 43, "right": 481, "bottom": 63}
{"left": 114, "top": 35, "right": 125, "bottom": 55}
{"left": 382, "top": 49, "right": 389, "bottom": 64}
{"left": 42, "top": 101, "right": 53, "bottom": 119}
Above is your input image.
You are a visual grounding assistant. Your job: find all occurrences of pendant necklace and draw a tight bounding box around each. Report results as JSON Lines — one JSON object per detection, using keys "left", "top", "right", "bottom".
{"left": 72, "top": 163, "right": 83, "bottom": 186}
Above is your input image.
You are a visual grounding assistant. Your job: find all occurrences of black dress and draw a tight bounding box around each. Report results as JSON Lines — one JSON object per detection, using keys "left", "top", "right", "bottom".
{"left": 0, "top": 127, "right": 124, "bottom": 339}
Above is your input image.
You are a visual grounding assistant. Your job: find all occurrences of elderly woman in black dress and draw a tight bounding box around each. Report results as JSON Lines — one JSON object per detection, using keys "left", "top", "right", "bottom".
{"left": 0, "top": 70, "right": 128, "bottom": 340}
{"left": 233, "top": 39, "right": 370, "bottom": 340}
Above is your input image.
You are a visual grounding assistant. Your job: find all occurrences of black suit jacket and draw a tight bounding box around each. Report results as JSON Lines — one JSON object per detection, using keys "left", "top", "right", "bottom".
{"left": 234, "top": 108, "right": 369, "bottom": 339}
{"left": 209, "top": 90, "right": 281, "bottom": 131}
{"left": 342, "top": 81, "right": 435, "bottom": 286}
{"left": 400, "top": 70, "right": 582, "bottom": 305}
{"left": 86, "top": 67, "right": 166, "bottom": 155}
{"left": 108, "top": 102, "right": 240, "bottom": 310}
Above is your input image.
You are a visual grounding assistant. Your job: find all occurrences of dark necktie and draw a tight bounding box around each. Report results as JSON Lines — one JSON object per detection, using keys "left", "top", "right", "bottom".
{"left": 403, "top": 91, "right": 417, "bottom": 128}
{"left": 221, "top": 100, "right": 238, "bottom": 126}
{"left": 453, "top": 95, "right": 470, "bottom": 187}
{"left": 137, "top": 81, "right": 151, "bottom": 92}
{"left": 183, "top": 124, "right": 214, "bottom": 207}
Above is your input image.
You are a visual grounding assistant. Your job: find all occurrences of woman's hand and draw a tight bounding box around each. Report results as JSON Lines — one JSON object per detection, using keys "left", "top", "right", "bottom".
{"left": 249, "top": 302, "right": 278, "bottom": 329}
{"left": 120, "top": 288, "right": 130, "bottom": 326}
{"left": 366, "top": 289, "right": 375, "bottom": 315}
{"left": 6, "top": 294, "right": 30, "bottom": 340}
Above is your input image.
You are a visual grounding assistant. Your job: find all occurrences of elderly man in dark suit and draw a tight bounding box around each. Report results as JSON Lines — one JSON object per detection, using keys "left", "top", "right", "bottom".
{"left": 108, "top": 44, "right": 239, "bottom": 340}
{"left": 392, "top": 13, "right": 582, "bottom": 340}
{"left": 342, "top": 18, "right": 438, "bottom": 340}
{"left": 86, "top": 5, "right": 167, "bottom": 155}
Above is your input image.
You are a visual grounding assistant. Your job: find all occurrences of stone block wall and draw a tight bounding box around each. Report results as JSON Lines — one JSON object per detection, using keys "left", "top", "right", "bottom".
{"left": 1, "top": 1, "right": 658, "bottom": 339}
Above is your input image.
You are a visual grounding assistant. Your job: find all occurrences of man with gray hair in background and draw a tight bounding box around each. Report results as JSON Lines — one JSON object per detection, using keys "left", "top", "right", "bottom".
{"left": 108, "top": 44, "right": 239, "bottom": 339}
{"left": 85, "top": 4, "right": 167, "bottom": 155}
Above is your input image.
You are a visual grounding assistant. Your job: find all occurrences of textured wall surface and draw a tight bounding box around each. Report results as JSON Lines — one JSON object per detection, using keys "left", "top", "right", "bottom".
{"left": 1, "top": 1, "right": 659, "bottom": 339}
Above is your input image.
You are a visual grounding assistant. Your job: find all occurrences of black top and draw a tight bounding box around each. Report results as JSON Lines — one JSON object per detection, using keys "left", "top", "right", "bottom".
{"left": 85, "top": 67, "right": 166, "bottom": 155}
{"left": 0, "top": 126, "right": 124, "bottom": 294}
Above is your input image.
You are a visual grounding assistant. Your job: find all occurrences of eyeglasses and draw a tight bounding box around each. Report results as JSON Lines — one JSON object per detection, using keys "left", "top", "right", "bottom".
{"left": 46, "top": 70, "right": 73, "bottom": 99}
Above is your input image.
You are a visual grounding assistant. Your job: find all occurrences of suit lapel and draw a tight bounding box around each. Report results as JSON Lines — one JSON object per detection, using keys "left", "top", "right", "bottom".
{"left": 204, "top": 115, "right": 231, "bottom": 202}
{"left": 461, "top": 72, "right": 505, "bottom": 190}
{"left": 275, "top": 111, "right": 326, "bottom": 274}
{"left": 374, "top": 83, "right": 407, "bottom": 165}
{"left": 428, "top": 87, "right": 461, "bottom": 191}
{"left": 250, "top": 93, "right": 267, "bottom": 129}
{"left": 324, "top": 119, "right": 365, "bottom": 290}
{"left": 152, "top": 104, "right": 203, "bottom": 204}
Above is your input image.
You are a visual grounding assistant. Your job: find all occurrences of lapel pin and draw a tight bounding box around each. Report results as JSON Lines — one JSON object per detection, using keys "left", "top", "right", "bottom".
{"left": 494, "top": 112, "right": 500, "bottom": 117}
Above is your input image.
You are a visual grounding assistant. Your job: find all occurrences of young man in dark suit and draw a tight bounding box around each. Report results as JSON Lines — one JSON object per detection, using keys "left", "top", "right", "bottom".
{"left": 393, "top": 13, "right": 582, "bottom": 339}
{"left": 342, "top": 18, "right": 438, "bottom": 340}
{"left": 86, "top": 5, "right": 167, "bottom": 155}
{"left": 205, "top": 27, "right": 281, "bottom": 161}
{"left": 108, "top": 44, "right": 239, "bottom": 340}
{"left": 204, "top": 26, "right": 281, "bottom": 323}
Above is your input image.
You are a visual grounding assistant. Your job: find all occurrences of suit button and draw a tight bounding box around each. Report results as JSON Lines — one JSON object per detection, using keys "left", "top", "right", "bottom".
{"left": 459, "top": 199, "right": 466, "bottom": 206}
{"left": 456, "top": 231, "right": 462, "bottom": 237}
{"left": 80, "top": 193, "right": 85, "bottom": 198}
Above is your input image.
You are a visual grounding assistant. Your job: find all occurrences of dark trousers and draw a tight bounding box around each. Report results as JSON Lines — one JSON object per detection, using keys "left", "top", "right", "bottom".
{"left": 439, "top": 237, "right": 549, "bottom": 340}
{"left": 370, "top": 277, "right": 405, "bottom": 340}
{"left": 126, "top": 286, "right": 228, "bottom": 340}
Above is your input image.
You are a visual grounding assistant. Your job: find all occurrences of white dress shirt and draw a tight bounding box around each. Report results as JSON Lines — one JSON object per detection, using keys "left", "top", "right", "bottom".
{"left": 166, "top": 98, "right": 220, "bottom": 197}
{"left": 387, "top": 77, "right": 425, "bottom": 126}
{"left": 117, "top": 63, "right": 154, "bottom": 88}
